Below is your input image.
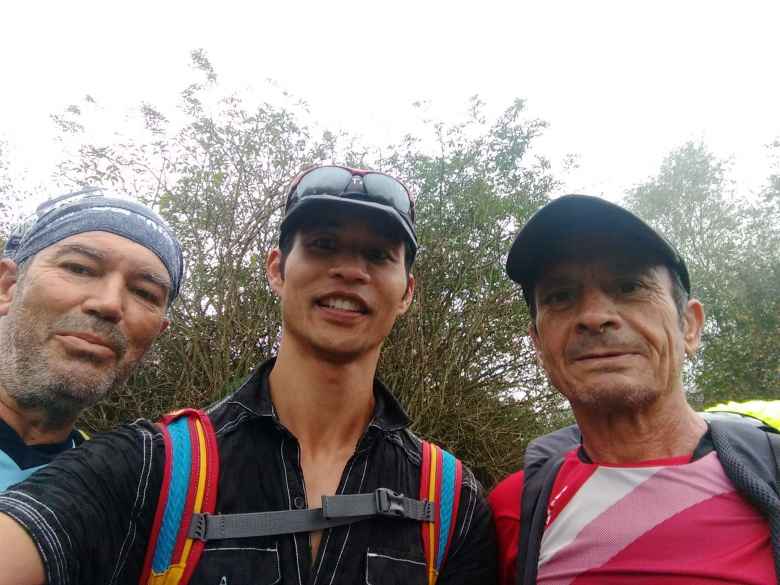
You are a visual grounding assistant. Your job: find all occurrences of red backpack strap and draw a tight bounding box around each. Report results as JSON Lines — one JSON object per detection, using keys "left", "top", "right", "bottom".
{"left": 139, "top": 408, "right": 220, "bottom": 585}
{"left": 419, "top": 440, "right": 464, "bottom": 585}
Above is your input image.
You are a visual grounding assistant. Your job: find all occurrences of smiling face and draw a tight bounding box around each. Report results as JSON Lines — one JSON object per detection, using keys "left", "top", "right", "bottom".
{"left": 529, "top": 243, "right": 704, "bottom": 413}
{"left": 0, "top": 231, "right": 171, "bottom": 427}
{"left": 267, "top": 211, "right": 414, "bottom": 365}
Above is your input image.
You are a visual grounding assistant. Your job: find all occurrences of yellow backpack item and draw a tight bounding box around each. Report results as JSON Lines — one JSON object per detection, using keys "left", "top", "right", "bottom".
{"left": 705, "top": 400, "right": 780, "bottom": 431}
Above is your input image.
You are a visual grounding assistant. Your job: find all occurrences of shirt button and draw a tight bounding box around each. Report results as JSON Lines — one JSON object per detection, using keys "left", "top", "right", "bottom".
{"left": 294, "top": 496, "right": 306, "bottom": 509}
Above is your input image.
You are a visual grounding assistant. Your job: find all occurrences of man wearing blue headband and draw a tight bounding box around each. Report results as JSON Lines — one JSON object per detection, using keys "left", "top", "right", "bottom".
{"left": 0, "top": 168, "right": 496, "bottom": 585}
{"left": 0, "top": 187, "right": 182, "bottom": 490}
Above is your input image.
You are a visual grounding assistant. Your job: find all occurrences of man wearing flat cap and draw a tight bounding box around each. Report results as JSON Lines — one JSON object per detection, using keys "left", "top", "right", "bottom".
{"left": 0, "top": 187, "right": 182, "bottom": 489}
{"left": 489, "top": 195, "right": 779, "bottom": 584}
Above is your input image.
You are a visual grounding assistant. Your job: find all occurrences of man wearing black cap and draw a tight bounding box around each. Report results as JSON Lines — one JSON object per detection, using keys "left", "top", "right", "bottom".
{"left": 0, "top": 188, "right": 182, "bottom": 490}
{"left": 489, "top": 195, "right": 778, "bottom": 584}
{"left": 0, "top": 167, "right": 496, "bottom": 584}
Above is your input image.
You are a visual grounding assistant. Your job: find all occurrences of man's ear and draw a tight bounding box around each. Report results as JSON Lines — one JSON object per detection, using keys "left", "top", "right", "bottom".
{"left": 398, "top": 272, "right": 415, "bottom": 315}
{"left": 266, "top": 248, "right": 284, "bottom": 296}
{"left": 682, "top": 298, "right": 705, "bottom": 357}
{"left": 0, "top": 258, "right": 19, "bottom": 317}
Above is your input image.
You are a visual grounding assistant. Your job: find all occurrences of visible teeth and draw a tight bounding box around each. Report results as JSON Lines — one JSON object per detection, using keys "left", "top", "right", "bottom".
{"left": 323, "top": 298, "right": 362, "bottom": 312}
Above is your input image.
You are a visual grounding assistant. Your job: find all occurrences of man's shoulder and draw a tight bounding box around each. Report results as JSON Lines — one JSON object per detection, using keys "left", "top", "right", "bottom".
{"left": 66, "top": 419, "right": 164, "bottom": 461}
{"left": 388, "top": 429, "right": 481, "bottom": 497}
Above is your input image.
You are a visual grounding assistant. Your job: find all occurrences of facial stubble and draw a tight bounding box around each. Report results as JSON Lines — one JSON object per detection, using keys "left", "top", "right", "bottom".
{"left": 0, "top": 290, "right": 132, "bottom": 431}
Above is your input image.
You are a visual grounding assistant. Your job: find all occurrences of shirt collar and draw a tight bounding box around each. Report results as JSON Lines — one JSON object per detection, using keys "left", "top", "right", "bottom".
{"left": 225, "top": 357, "right": 411, "bottom": 432}
{"left": 0, "top": 418, "right": 84, "bottom": 456}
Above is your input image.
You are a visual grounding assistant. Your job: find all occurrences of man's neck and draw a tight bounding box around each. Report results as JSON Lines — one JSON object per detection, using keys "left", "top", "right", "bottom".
{"left": 574, "top": 392, "right": 708, "bottom": 464}
{"left": 268, "top": 341, "right": 379, "bottom": 456}
{"left": 0, "top": 388, "right": 75, "bottom": 446}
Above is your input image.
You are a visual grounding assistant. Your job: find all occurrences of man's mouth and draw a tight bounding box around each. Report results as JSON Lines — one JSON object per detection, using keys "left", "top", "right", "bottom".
{"left": 317, "top": 295, "right": 368, "bottom": 314}
{"left": 575, "top": 351, "right": 634, "bottom": 362}
{"left": 56, "top": 333, "right": 118, "bottom": 359}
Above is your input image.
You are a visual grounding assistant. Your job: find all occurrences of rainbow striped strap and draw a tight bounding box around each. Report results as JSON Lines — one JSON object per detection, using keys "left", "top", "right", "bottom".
{"left": 139, "top": 409, "right": 220, "bottom": 585}
{"left": 419, "top": 441, "right": 464, "bottom": 585}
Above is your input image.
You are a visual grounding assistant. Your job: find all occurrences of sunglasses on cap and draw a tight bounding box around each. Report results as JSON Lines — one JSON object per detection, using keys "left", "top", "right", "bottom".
{"left": 285, "top": 165, "right": 415, "bottom": 224}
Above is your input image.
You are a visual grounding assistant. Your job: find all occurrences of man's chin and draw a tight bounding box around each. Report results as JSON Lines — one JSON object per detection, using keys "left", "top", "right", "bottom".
{"left": 310, "top": 339, "right": 380, "bottom": 365}
{"left": 12, "top": 384, "right": 101, "bottom": 430}
{"left": 33, "top": 365, "right": 126, "bottom": 410}
{"left": 563, "top": 379, "right": 660, "bottom": 411}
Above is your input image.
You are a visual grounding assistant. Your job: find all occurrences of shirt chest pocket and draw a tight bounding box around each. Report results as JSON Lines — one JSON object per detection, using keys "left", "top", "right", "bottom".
{"left": 189, "top": 544, "right": 281, "bottom": 585}
{"left": 365, "top": 548, "right": 428, "bottom": 585}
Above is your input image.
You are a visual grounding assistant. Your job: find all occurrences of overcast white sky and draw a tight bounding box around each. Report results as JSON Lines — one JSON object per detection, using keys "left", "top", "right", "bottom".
{"left": 2, "top": 0, "right": 779, "bottom": 207}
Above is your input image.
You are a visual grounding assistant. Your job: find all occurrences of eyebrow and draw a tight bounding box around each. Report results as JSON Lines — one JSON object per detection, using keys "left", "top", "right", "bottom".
{"left": 139, "top": 271, "right": 172, "bottom": 293}
{"left": 52, "top": 243, "right": 172, "bottom": 292}
{"left": 51, "top": 243, "right": 107, "bottom": 262}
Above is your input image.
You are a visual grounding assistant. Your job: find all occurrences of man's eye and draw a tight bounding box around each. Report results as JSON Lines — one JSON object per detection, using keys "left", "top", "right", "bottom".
{"left": 132, "top": 287, "right": 162, "bottom": 305}
{"left": 542, "top": 290, "right": 574, "bottom": 305}
{"left": 365, "top": 248, "right": 391, "bottom": 263}
{"left": 618, "top": 280, "right": 643, "bottom": 294}
{"left": 62, "top": 262, "right": 94, "bottom": 276}
{"left": 310, "top": 237, "right": 337, "bottom": 251}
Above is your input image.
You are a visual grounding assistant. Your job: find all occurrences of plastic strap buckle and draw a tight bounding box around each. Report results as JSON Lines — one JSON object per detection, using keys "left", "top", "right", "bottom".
{"left": 189, "top": 513, "right": 208, "bottom": 541}
{"left": 375, "top": 488, "right": 433, "bottom": 521}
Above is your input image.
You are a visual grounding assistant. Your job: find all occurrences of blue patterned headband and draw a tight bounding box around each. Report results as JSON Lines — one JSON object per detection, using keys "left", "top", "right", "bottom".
{"left": 4, "top": 188, "right": 183, "bottom": 305}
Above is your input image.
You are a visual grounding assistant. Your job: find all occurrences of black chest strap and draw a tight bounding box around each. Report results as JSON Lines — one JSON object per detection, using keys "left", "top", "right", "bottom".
{"left": 188, "top": 488, "right": 432, "bottom": 541}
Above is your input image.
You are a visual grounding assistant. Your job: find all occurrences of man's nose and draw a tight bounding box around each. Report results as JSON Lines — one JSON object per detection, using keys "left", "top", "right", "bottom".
{"left": 81, "top": 275, "right": 124, "bottom": 323}
{"left": 328, "top": 251, "right": 371, "bottom": 284}
{"left": 575, "top": 288, "right": 619, "bottom": 334}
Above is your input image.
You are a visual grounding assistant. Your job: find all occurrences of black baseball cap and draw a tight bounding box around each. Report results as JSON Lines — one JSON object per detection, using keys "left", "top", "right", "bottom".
{"left": 279, "top": 166, "right": 417, "bottom": 258}
{"left": 506, "top": 195, "right": 690, "bottom": 303}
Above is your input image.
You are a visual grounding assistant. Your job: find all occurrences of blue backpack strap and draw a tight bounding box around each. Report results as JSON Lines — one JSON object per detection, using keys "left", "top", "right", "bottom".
{"left": 419, "top": 440, "right": 463, "bottom": 585}
{"left": 139, "top": 409, "right": 220, "bottom": 585}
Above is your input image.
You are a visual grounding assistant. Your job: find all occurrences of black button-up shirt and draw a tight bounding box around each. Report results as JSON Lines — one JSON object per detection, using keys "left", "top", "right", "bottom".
{"left": 0, "top": 359, "right": 497, "bottom": 584}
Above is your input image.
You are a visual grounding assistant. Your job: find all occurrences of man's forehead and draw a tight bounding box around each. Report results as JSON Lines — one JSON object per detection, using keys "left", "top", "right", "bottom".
{"left": 42, "top": 231, "right": 171, "bottom": 283}
{"left": 297, "top": 211, "right": 402, "bottom": 243}
{"left": 536, "top": 246, "right": 665, "bottom": 283}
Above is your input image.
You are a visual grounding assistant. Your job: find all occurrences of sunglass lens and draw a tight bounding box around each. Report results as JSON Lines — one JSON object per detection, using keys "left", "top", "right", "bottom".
{"left": 294, "top": 167, "right": 353, "bottom": 198}
{"left": 362, "top": 174, "right": 412, "bottom": 215}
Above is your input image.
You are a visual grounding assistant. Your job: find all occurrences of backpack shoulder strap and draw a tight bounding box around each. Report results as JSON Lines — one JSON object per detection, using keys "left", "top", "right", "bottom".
{"left": 419, "top": 440, "right": 463, "bottom": 585}
{"left": 139, "top": 408, "right": 220, "bottom": 585}
{"left": 517, "top": 424, "right": 580, "bottom": 585}
{"left": 708, "top": 418, "right": 780, "bottom": 580}
{"left": 769, "top": 431, "right": 780, "bottom": 489}
{"left": 708, "top": 418, "right": 778, "bottom": 493}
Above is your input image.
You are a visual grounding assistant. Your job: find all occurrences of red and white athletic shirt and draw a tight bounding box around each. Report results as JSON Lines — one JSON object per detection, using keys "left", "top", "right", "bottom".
{"left": 488, "top": 448, "right": 774, "bottom": 585}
